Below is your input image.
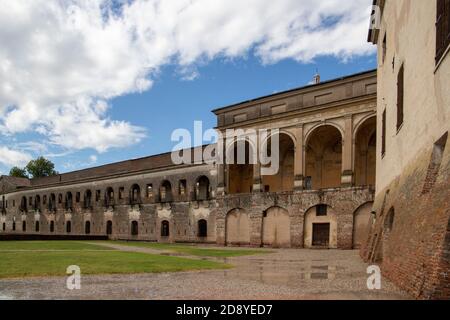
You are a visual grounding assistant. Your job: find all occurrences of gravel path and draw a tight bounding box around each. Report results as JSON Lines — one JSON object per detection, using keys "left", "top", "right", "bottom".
{"left": 0, "top": 248, "right": 411, "bottom": 300}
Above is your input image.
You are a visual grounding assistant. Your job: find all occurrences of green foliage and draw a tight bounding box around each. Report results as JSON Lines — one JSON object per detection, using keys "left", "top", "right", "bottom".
{"left": 8, "top": 157, "right": 59, "bottom": 180}
{"left": 8, "top": 166, "right": 29, "bottom": 178}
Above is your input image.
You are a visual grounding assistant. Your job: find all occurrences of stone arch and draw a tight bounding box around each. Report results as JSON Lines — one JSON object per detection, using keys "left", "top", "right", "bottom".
{"left": 131, "top": 220, "right": 139, "bottom": 236}
{"left": 305, "top": 125, "right": 343, "bottom": 190}
{"left": 303, "top": 204, "right": 337, "bottom": 248}
{"left": 261, "top": 133, "right": 295, "bottom": 192}
{"left": 161, "top": 220, "right": 170, "bottom": 237}
{"left": 225, "top": 208, "right": 251, "bottom": 246}
{"left": 262, "top": 206, "right": 291, "bottom": 248}
{"left": 226, "top": 139, "right": 255, "bottom": 194}
{"left": 304, "top": 122, "right": 344, "bottom": 146}
{"left": 352, "top": 201, "right": 374, "bottom": 249}
{"left": 354, "top": 116, "right": 376, "bottom": 186}
{"left": 198, "top": 219, "right": 207, "bottom": 238}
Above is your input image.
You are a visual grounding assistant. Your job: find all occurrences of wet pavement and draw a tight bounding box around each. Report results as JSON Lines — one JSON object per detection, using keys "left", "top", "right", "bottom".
{"left": 0, "top": 247, "right": 411, "bottom": 300}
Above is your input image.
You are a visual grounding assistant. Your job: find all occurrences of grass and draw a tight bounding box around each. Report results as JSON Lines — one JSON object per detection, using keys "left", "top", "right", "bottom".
{"left": 0, "top": 241, "right": 230, "bottom": 279}
{"left": 110, "top": 241, "right": 272, "bottom": 257}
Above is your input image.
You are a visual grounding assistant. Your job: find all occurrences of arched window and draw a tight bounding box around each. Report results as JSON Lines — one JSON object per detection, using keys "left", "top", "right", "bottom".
{"left": 2, "top": 222, "right": 5, "bottom": 231}
{"left": 66, "top": 221, "right": 72, "bottom": 233}
{"left": 84, "top": 190, "right": 92, "bottom": 209}
{"left": 35, "top": 221, "right": 40, "bottom": 232}
{"left": 196, "top": 176, "right": 210, "bottom": 201}
{"left": 22, "top": 221, "right": 26, "bottom": 232}
{"left": 49, "top": 194, "right": 56, "bottom": 212}
{"left": 85, "top": 221, "right": 91, "bottom": 234}
{"left": 105, "top": 187, "right": 115, "bottom": 206}
{"left": 12, "top": 222, "right": 16, "bottom": 231}
{"left": 106, "top": 220, "right": 113, "bottom": 235}
{"left": 131, "top": 221, "right": 139, "bottom": 236}
{"left": 130, "top": 184, "right": 141, "bottom": 204}
{"left": 198, "top": 219, "right": 207, "bottom": 238}
{"left": 34, "top": 195, "right": 41, "bottom": 211}
{"left": 65, "top": 192, "right": 73, "bottom": 210}
{"left": 161, "top": 220, "right": 170, "bottom": 237}
{"left": 50, "top": 221, "right": 55, "bottom": 233}
{"left": 160, "top": 181, "right": 172, "bottom": 202}
{"left": 20, "top": 196, "right": 27, "bottom": 212}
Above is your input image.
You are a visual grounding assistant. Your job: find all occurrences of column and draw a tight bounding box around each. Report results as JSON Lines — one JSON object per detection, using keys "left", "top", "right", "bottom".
{"left": 341, "top": 115, "right": 353, "bottom": 187}
{"left": 293, "top": 126, "right": 304, "bottom": 191}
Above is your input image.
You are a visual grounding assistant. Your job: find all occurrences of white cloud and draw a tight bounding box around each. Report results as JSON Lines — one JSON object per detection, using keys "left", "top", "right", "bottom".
{"left": 0, "top": 0, "right": 374, "bottom": 153}
{"left": 0, "top": 147, "right": 32, "bottom": 167}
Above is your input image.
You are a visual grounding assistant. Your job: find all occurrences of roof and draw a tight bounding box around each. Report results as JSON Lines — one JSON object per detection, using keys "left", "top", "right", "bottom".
{"left": 212, "top": 69, "right": 377, "bottom": 114}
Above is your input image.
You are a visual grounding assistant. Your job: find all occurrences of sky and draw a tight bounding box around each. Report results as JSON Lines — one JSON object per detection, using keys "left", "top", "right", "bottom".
{"left": 0, "top": 0, "right": 376, "bottom": 175}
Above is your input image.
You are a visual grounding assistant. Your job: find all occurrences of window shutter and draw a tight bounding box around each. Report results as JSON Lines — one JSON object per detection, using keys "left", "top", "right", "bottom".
{"left": 436, "top": 0, "right": 450, "bottom": 63}
{"left": 382, "top": 109, "right": 386, "bottom": 156}
{"left": 397, "top": 64, "right": 404, "bottom": 130}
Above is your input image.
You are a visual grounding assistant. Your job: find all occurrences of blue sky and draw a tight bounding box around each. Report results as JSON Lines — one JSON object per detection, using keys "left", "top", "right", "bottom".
{"left": 0, "top": 0, "right": 375, "bottom": 175}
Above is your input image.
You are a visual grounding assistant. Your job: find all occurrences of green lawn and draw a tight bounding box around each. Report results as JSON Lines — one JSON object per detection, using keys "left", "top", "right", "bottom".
{"left": 111, "top": 241, "right": 271, "bottom": 257}
{"left": 0, "top": 241, "right": 230, "bottom": 279}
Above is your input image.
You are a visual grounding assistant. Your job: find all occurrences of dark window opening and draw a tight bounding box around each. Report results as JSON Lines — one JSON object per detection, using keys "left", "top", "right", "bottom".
{"left": 76, "top": 192, "right": 80, "bottom": 203}
{"left": 146, "top": 184, "right": 153, "bottom": 198}
{"left": 20, "top": 196, "right": 27, "bottom": 213}
{"left": 106, "top": 220, "right": 113, "bottom": 235}
{"left": 160, "top": 181, "right": 173, "bottom": 202}
{"left": 84, "top": 190, "right": 92, "bottom": 209}
{"left": 397, "top": 64, "right": 404, "bottom": 131}
{"left": 34, "top": 195, "right": 41, "bottom": 211}
{"left": 119, "top": 187, "right": 125, "bottom": 200}
{"left": 49, "top": 194, "right": 56, "bottom": 212}
{"left": 66, "top": 221, "right": 72, "bottom": 233}
{"left": 161, "top": 220, "right": 170, "bottom": 237}
{"left": 35, "top": 221, "right": 40, "bottom": 232}
{"left": 43, "top": 195, "right": 47, "bottom": 205}
{"left": 105, "top": 187, "right": 114, "bottom": 206}
{"left": 382, "top": 33, "right": 387, "bottom": 64}
{"left": 22, "top": 221, "right": 26, "bottom": 232}
{"left": 264, "top": 185, "right": 270, "bottom": 193}
{"left": 85, "top": 221, "right": 91, "bottom": 234}
{"left": 58, "top": 194, "right": 63, "bottom": 204}
{"left": 312, "top": 223, "right": 330, "bottom": 247}
{"left": 382, "top": 109, "right": 386, "bottom": 156}
{"left": 131, "top": 221, "right": 138, "bottom": 236}
{"left": 316, "top": 204, "right": 328, "bottom": 216}
{"left": 385, "top": 208, "right": 395, "bottom": 233}
{"left": 198, "top": 219, "right": 207, "bottom": 238}
{"left": 12, "top": 222, "right": 16, "bottom": 231}
{"left": 96, "top": 190, "right": 101, "bottom": 202}
{"left": 50, "top": 221, "right": 55, "bottom": 233}
{"left": 65, "top": 192, "right": 73, "bottom": 210}
{"left": 305, "top": 176, "right": 312, "bottom": 190}
{"left": 179, "top": 179, "right": 187, "bottom": 196}
{"left": 2, "top": 223, "right": 5, "bottom": 231}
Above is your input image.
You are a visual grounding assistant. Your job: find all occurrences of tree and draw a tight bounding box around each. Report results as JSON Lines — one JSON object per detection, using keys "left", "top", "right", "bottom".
{"left": 9, "top": 166, "right": 29, "bottom": 179}
{"left": 25, "top": 157, "right": 58, "bottom": 179}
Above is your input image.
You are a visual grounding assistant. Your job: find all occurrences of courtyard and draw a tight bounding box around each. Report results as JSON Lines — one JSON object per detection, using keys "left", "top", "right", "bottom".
{"left": 0, "top": 241, "right": 410, "bottom": 300}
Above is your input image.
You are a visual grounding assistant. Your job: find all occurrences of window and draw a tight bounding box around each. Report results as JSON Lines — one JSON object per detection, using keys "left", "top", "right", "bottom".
{"left": 130, "top": 184, "right": 141, "bottom": 204}
{"left": 106, "top": 220, "right": 113, "bottom": 235}
{"left": 85, "top": 221, "right": 91, "bottom": 234}
{"left": 43, "top": 195, "right": 47, "bottom": 205}
{"left": 382, "top": 33, "right": 387, "bottom": 64}
{"left": 76, "top": 192, "right": 80, "bottom": 203}
{"left": 22, "top": 221, "right": 26, "bottom": 232}
{"left": 264, "top": 185, "right": 270, "bottom": 193}
{"left": 131, "top": 221, "right": 139, "bottom": 236}
{"left": 2, "top": 223, "right": 5, "bottom": 231}
{"left": 196, "top": 176, "right": 210, "bottom": 200}
{"left": 35, "top": 221, "right": 40, "bottom": 232}
{"left": 397, "top": 64, "right": 404, "bottom": 131}
{"left": 198, "top": 219, "right": 207, "bottom": 238}
{"left": 161, "top": 220, "right": 170, "bottom": 237}
{"left": 29, "top": 197, "right": 32, "bottom": 206}
{"left": 50, "top": 221, "right": 55, "bottom": 233}
{"left": 146, "top": 184, "right": 153, "bottom": 198}
{"left": 179, "top": 180, "right": 187, "bottom": 196}
{"left": 66, "top": 221, "right": 72, "bottom": 233}
{"left": 96, "top": 190, "right": 101, "bottom": 202}
{"left": 13, "top": 200, "right": 15, "bottom": 207}
{"left": 436, "top": 0, "right": 450, "bottom": 64}
{"left": 382, "top": 109, "right": 387, "bottom": 156}
{"left": 316, "top": 204, "right": 328, "bottom": 217}
{"left": 58, "top": 194, "right": 62, "bottom": 204}
{"left": 119, "top": 187, "right": 125, "bottom": 200}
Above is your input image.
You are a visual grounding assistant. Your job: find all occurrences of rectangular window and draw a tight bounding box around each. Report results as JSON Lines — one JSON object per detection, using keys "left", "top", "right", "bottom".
{"left": 397, "top": 64, "right": 404, "bottom": 131}
{"left": 436, "top": 0, "right": 450, "bottom": 64}
{"left": 76, "top": 192, "right": 80, "bottom": 203}
{"left": 146, "top": 184, "right": 153, "bottom": 198}
{"left": 29, "top": 197, "right": 32, "bottom": 206}
{"left": 382, "top": 109, "right": 387, "bottom": 156}
{"left": 316, "top": 205, "right": 328, "bottom": 217}
{"left": 179, "top": 180, "right": 187, "bottom": 195}
{"left": 96, "top": 190, "right": 101, "bottom": 202}
{"left": 382, "top": 33, "right": 387, "bottom": 64}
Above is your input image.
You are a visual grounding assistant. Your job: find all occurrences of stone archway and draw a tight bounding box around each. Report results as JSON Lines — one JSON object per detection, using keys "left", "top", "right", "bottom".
{"left": 225, "top": 208, "right": 251, "bottom": 246}
{"left": 352, "top": 202, "right": 373, "bottom": 249}
{"left": 262, "top": 206, "right": 291, "bottom": 248}
{"left": 303, "top": 204, "right": 337, "bottom": 248}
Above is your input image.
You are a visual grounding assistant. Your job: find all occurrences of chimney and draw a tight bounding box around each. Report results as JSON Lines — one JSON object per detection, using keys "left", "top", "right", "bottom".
{"left": 313, "top": 70, "right": 320, "bottom": 84}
